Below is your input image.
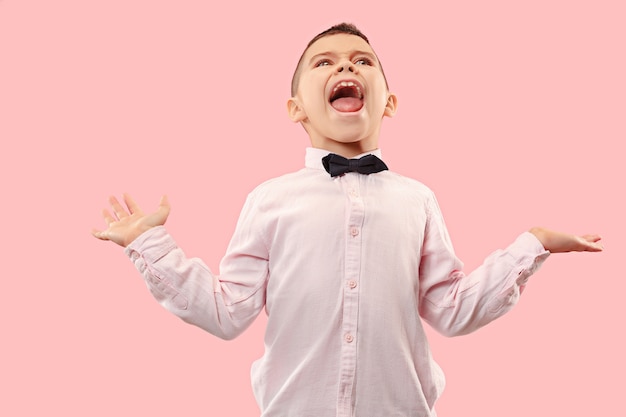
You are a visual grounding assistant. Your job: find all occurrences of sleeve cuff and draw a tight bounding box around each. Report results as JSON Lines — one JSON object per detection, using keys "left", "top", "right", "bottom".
{"left": 507, "top": 231, "right": 551, "bottom": 286}
{"left": 124, "top": 226, "right": 178, "bottom": 263}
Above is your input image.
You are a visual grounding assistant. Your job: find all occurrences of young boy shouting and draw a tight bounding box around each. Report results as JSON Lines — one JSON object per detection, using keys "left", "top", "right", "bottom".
{"left": 93, "top": 23, "right": 602, "bottom": 417}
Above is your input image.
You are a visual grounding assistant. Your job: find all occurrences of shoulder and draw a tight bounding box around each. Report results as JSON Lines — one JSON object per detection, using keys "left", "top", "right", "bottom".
{"left": 244, "top": 168, "right": 322, "bottom": 205}
{"left": 382, "top": 170, "right": 438, "bottom": 200}
{"left": 250, "top": 168, "right": 316, "bottom": 192}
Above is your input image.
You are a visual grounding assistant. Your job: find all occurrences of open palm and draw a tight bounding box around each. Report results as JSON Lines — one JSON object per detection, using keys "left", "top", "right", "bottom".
{"left": 92, "top": 193, "right": 170, "bottom": 247}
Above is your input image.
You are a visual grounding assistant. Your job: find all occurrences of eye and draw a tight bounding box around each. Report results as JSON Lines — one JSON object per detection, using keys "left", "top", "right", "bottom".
{"left": 354, "top": 57, "right": 373, "bottom": 66}
{"left": 315, "top": 59, "right": 332, "bottom": 67}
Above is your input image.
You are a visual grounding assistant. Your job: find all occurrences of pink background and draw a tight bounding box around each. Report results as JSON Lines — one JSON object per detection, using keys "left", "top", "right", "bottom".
{"left": 1, "top": 0, "right": 624, "bottom": 415}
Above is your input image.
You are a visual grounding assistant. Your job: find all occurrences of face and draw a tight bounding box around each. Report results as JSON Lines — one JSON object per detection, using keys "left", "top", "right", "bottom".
{"left": 288, "top": 34, "right": 397, "bottom": 156}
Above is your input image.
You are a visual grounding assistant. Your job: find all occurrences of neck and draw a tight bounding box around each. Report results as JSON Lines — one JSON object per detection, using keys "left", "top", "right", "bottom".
{"left": 310, "top": 138, "right": 379, "bottom": 158}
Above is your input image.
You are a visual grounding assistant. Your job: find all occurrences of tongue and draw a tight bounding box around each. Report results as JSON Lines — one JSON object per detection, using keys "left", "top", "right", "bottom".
{"left": 331, "top": 97, "right": 363, "bottom": 112}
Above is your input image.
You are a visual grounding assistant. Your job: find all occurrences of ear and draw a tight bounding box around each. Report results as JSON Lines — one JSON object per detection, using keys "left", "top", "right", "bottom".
{"left": 383, "top": 93, "right": 398, "bottom": 118}
{"left": 287, "top": 97, "right": 307, "bottom": 123}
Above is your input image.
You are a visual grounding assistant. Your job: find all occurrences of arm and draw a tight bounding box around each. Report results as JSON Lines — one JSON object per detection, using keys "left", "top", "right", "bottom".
{"left": 418, "top": 194, "right": 602, "bottom": 337}
{"left": 93, "top": 193, "right": 269, "bottom": 340}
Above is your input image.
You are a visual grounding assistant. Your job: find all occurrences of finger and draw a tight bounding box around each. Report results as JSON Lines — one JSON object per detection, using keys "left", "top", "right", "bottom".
{"left": 585, "top": 242, "right": 603, "bottom": 252}
{"left": 102, "top": 208, "right": 116, "bottom": 225}
{"left": 109, "top": 195, "right": 129, "bottom": 220}
{"left": 587, "top": 239, "right": 604, "bottom": 251}
{"left": 582, "top": 234, "right": 602, "bottom": 243}
{"left": 123, "top": 193, "right": 141, "bottom": 215}
{"left": 158, "top": 195, "right": 170, "bottom": 210}
{"left": 578, "top": 236, "right": 603, "bottom": 252}
{"left": 91, "top": 228, "right": 109, "bottom": 241}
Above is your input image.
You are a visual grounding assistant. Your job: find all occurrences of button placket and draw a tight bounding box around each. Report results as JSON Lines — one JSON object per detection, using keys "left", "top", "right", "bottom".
{"left": 337, "top": 174, "right": 365, "bottom": 416}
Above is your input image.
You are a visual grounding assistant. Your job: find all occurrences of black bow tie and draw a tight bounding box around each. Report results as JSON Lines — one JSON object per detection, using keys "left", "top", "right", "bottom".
{"left": 322, "top": 153, "right": 389, "bottom": 177}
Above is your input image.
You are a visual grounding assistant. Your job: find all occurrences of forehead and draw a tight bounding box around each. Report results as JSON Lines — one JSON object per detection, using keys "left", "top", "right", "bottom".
{"left": 303, "top": 33, "right": 377, "bottom": 62}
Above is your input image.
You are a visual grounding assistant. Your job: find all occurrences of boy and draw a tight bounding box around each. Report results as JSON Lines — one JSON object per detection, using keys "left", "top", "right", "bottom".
{"left": 93, "top": 23, "right": 602, "bottom": 417}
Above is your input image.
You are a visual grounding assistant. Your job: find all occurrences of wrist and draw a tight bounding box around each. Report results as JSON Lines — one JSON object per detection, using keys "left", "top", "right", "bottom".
{"left": 123, "top": 225, "right": 154, "bottom": 247}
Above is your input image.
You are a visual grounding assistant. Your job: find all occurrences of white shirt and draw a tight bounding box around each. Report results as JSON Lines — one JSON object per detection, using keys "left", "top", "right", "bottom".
{"left": 126, "top": 147, "right": 550, "bottom": 416}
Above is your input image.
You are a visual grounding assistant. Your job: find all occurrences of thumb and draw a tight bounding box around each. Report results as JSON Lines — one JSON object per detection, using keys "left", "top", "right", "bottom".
{"left": 91, "top": 228, "right": 110, "bottom": 241}
{"left": 153, "top": 195, "right": 171, "bottom": 225}
{"left": 159, "top": 195, "right": 170, "bottom": 213}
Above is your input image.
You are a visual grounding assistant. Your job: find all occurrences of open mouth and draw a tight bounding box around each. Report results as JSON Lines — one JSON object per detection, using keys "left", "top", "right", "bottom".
{"left": 329, "top": 80, "right": 364, "bottom": 112}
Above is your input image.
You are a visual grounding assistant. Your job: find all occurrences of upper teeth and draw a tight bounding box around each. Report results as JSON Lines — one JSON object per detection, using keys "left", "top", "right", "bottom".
{"left": 333, "top": 81, "right": 362, "bottom": 98}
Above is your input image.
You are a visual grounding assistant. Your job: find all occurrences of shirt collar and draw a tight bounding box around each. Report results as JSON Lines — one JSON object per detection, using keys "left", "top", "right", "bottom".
{"left": 304, "top": 147, "right": 384, "bottom": 171}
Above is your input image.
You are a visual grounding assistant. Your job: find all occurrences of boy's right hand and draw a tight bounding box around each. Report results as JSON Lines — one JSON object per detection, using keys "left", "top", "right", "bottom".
{"left": 92, "top": 193, "right": 170, "bottom": 247}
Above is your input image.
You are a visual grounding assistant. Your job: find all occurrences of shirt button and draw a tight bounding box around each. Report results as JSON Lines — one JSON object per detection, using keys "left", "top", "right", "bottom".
{"left": 349, "top": 188, "right": 359, "bottom": 197}
{"left": 350, "top": 227, "right": 359, "bottom": 237}
{"left": 345, "top": 333, "right": 354, "bottom": 343}
{"left": 348, "top": 280, "right": 357, "bottom": 289}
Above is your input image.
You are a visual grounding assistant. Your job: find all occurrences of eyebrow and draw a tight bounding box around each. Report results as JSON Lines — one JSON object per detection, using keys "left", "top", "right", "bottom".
{"left": 308, "top": 50, "right": 378, "bottom": 66}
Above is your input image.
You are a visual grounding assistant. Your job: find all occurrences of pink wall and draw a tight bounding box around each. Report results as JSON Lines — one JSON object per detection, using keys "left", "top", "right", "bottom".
{"left": 1, "top": 0, "right": 623, "bottom": 415}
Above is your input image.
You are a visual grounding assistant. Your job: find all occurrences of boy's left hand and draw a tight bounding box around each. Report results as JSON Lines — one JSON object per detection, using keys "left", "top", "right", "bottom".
{"left": 529, "top": 227, "right": 603, "bottom": 253}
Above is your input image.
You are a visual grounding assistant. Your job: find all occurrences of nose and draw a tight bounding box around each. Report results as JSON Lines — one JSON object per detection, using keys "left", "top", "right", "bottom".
{"left": 337, "top": 62, "right": 355, "bottom": 73}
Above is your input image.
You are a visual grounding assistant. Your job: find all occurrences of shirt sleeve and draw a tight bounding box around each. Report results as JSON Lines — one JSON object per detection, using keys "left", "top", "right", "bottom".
{"left": 418, "top": 193, "right": 550, "bottom": 337}
{"left": 124, "top": 192, "right": 270, "bottom": 340}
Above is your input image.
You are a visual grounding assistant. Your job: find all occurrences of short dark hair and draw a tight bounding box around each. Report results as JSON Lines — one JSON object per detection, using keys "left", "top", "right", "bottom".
{"left": 290, "top": 23, "right": 389, "bottom": 96}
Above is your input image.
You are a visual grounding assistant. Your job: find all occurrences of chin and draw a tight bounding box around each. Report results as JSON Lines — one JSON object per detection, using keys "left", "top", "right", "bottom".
{"left": 326, "top": 131, "right": 375, "bottom": 147}
{"left": 310, "top": 126, "right": 364, "bottom": 142}
{"left": 332, "top": 123, "right": 377, "bottom": 142}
